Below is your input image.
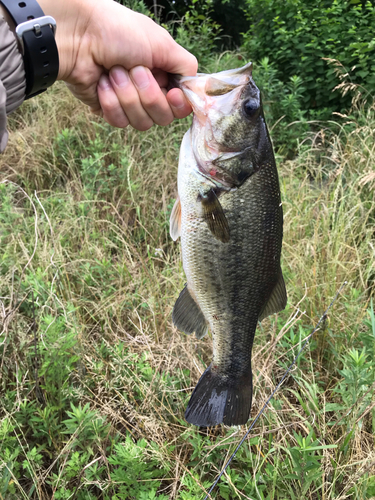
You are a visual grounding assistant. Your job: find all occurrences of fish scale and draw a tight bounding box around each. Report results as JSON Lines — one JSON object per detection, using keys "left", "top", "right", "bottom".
{"left": 170, "top": 63, "right": 287, "bottom": 426}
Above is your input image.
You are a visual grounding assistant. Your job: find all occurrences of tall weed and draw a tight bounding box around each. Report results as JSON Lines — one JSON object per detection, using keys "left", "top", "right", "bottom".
{"left": 0, "top": 68, "right": 374, "bottom": 498}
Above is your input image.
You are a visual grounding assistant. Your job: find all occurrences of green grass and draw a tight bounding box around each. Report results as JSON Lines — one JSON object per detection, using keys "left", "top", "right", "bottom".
{"left": 0, "top": 71, "right": 374, "bottom": 499}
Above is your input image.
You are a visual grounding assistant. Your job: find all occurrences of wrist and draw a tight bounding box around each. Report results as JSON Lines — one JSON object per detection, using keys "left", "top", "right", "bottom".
{"left": 36, "top": 0, "right": 92, "bottom": 81}
{"left": 1, "top": 0, "right": 59, "bottom": 98}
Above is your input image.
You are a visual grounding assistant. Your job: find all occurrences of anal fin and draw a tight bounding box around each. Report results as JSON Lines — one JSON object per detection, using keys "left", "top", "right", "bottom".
{"left": 259, "top": 269, "right": 287, "bottom": 322}
{"left": 198, "top": 188, "right": 230, "bottom": 243}
{"left": 172, "top": 285, "right": 208, "bottom": 339}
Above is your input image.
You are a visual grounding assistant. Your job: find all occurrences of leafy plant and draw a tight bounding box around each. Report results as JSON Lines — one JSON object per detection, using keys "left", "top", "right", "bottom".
{"left": 284, "top": 431, "right": 337, "bottom": 497}
{"left": 243, "top": 0, "right": 375, "bottom": 116}
{"left": 326, "top": 347, "right": 375, "bottom": 436}
{"left": 108, "top": 436, "right": 170, "bottom": 499}
{"left": 172, "top": 0, "right": 222, "bottom": 70}
{"left": 1, "top": 45, "right": 375, "bottom": 497}
{"left": 253, "top": 57, "right": 309, "bottom": 156}
{"left": 115, "top": 0, "right": 151, "bottom": 16}
{"left": 362, "top": 298, "right": 375, "bottom": 357}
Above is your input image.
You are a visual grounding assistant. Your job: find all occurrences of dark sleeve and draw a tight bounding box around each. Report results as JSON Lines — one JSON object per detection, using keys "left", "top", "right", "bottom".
{"left": 0, "top": 16, "right": 26, "bottom": 152}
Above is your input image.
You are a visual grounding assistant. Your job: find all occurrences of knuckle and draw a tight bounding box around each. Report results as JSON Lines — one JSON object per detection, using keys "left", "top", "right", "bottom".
{"left": 157, "top": 115, "right": 173, "bottom": 127}
{"left": 103, "top": 112, "right": 128, "bottom": 129}
{"left": 121, "top": 95, "right": 140, "bottom": 111}
{"left": 102, "top": 100, "right": 119, "bottom": 113}
{"left": 118, "top": 117, "right": 130, "bottom": 128}
{"left": 137, "top": 120, "right": 153, "bottom": 132}
{"left": 103, "top": 115, "right": 115, "bottom": 127}
{"left": 145, "top": 94, "right": 160, "bottom": 108}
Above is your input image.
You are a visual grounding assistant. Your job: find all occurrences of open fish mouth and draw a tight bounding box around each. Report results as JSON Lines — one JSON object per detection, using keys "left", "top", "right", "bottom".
{"left": 171, "top": 62, "right": 257, "bottom": 181}
{"left": 169, "top": 62, "right": 253, "bottom": 89}
{"left": 169, "top": 62, "right": 253, "bottom": 111}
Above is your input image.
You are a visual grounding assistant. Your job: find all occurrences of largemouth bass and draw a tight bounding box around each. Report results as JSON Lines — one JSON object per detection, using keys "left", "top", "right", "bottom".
{"left": 170, "top": 63, "right": 287, "bottom": 427}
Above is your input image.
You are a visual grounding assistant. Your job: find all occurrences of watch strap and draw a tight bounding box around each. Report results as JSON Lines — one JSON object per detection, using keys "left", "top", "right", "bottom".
{"left": 0, "top": 0, "right": 59, "bottom": 99}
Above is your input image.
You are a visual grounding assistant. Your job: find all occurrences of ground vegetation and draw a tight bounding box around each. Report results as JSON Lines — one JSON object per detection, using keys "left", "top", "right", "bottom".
{"left": 1, "top": 2, "right": 374, "bottom": 498}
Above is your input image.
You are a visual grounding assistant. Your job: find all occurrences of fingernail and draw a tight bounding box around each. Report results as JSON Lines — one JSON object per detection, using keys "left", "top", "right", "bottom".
{"left": 131, "top": 66, "right": 150, "bottom": 89}
{"left": 172, "top": 99, "right": 186, "bottom": 110}
{"left": 99, "top": 75, "right": 110, "bottom": 90}
{"left": 111, "top": 67, "right": 129, "bottom": 88}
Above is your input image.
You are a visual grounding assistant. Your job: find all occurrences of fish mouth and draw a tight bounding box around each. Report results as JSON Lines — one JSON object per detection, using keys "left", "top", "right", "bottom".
{"left": 171, "top": 62, "right": 255, "bottom": 184}
{"left": 168, "top": 62, "right": 253, "bottom": 106}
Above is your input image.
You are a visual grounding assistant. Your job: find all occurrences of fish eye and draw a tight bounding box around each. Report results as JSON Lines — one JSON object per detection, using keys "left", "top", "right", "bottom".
{"left": 243, "top": 98, "right": 260, "bottom": 118}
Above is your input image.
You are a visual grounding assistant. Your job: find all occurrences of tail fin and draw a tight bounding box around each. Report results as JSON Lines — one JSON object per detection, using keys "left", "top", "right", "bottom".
{"left": 185, "top": 365, "right": 252, "bottom": 427}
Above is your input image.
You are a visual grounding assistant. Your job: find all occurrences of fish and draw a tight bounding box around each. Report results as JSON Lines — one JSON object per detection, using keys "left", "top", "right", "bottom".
{"left": 169, "top": 62, "right": 287, "bottom": 427}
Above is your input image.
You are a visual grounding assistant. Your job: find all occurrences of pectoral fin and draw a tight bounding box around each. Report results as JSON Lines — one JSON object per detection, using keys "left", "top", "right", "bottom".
{"left": 169, "top": 196, "right": 181, "bottom": 241}
{"left": 259, "top": 270, "right": 287, "bottom": 322}
{"left": 172, "top": 284, "right": 208, "bottom": 339}
{"left": 198, "top": 189, "right": 230, "bottom": 243}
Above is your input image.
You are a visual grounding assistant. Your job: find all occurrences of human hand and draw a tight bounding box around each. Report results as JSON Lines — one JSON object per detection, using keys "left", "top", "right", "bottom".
{"left": 96, "top": 65, "right": 192, "bottom": 130}
{"left": 37, "top": 0, "right": 197, "bottom": 130}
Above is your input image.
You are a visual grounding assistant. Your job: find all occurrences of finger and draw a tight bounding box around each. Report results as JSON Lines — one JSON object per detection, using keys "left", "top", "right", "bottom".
{"left": 146, "top": 24, "right": 198, "bottom": 76}
{"left": 109, "top": 67, "right": 153, "bottom": 131}
{"left": 162, "top": 44, "right": 198, "bottom": 77}
{"left": 97, "top": 75, "right": 129, "bottom": 128}
{"left": 129, "top": 66, "right": 174, "bottom": 126}
{"left": 152, "top": 70, "right": 193, "bottom": 118}
{"left": 90, "top": 107, "right": 103, "bottom": 118}
{"left": 167, "top": 88, "right": 193, "bottom": 119}
{"left": 109, "top": 67, "right": 154, "bottom": 131}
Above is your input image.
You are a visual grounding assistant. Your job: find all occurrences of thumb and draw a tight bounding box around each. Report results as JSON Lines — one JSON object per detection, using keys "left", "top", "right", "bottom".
{"left": 147, "top": 26, "right": 198, "bottom": 77}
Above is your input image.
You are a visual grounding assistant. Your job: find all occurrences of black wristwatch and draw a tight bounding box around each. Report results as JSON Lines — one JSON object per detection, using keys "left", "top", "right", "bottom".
{"left": 1, "top": 0, "right": 59, "bottom": 99}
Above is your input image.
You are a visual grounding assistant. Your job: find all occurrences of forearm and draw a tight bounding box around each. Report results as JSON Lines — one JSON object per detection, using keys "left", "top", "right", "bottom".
{"left": 0, "top": 4, "right": 15, "bottom": 32}
{"left": 1, "top": 0, "right": 92, "bottom": 83}
{"left": 0, "top": 12, "right": 26, "bottom": 112}
{"left": 0, "top": 14, "right": 26, "bottom": 151}
{"left": 1, "top": 0, "right": 196, "bottom": 134}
